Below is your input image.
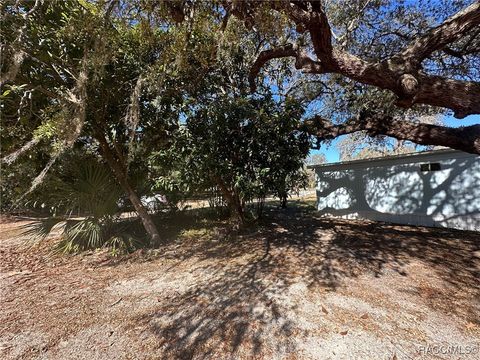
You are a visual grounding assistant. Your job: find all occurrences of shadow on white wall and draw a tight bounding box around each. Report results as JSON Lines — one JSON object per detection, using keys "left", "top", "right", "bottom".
{"left": 316, "top": 157, "right": 480, "bottom": 231}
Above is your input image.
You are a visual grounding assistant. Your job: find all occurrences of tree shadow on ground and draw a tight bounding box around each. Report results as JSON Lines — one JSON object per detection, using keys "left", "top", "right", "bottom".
{"left": 134, "top": 204, "right": 479, "bottom": 359}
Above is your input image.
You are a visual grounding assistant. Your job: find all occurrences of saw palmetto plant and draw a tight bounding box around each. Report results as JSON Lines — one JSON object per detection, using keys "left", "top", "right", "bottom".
{"left": 22, "top": 160, "right": 146, "bottom": 254}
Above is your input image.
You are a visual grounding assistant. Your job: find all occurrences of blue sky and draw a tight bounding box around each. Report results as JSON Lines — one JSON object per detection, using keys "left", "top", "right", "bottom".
{"left": 310, "top": 114, "right": 480, "bottom": 163}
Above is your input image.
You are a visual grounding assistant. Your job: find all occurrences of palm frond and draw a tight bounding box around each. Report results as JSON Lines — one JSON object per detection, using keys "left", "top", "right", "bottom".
{"left": 23, "top": 159, "right": 146, "bottom": 254}
{"left": 21, "top": 217, "right": 65, "bottom": 241}
{"left": 49, "top": 160, "right": 123, "bottom": 217}
{"left": 60, "top": 218, "right": 103, "bottom": 252}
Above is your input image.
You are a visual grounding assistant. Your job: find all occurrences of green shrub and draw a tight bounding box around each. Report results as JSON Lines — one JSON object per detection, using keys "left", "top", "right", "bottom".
{"left": 22, "top": 160, "right": 146, "bottom": 254}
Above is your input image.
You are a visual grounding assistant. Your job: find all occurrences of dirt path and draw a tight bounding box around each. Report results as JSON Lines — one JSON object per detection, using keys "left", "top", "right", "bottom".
{"left": 1, "top": 211, "right": 479, "bottom": 359}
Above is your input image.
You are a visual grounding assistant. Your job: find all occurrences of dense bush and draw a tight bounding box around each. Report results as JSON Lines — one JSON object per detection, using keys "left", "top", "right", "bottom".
{"left": 150, "top": 95, "right": 309, "bottom": 223}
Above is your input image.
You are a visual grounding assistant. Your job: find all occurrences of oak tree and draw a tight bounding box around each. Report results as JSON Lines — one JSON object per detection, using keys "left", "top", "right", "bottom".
{"left": 216, "top": 0, "right": 480, "bottom": 154}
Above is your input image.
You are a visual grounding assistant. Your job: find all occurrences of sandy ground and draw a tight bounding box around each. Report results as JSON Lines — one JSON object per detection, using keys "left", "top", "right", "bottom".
{"left": 1, "top": 208, "right": 479, "bottom": 360}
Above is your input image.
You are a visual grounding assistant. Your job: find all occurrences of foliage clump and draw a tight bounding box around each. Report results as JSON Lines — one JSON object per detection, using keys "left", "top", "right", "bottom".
{"left": 22, "top": 159, "right": 146, "bottom": 254}
{"left": 151, "top": 95, "right": 309, "bottom": 223}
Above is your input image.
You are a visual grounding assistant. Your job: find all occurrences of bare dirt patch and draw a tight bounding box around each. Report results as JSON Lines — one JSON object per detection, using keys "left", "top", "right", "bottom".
{"left": 1, "top": 208, "right": 479, "bottom": 359}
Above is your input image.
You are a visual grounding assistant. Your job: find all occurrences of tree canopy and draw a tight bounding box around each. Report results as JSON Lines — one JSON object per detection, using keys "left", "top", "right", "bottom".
{"left": 219, "top": 0, "right": 480, "bottom": 153}
{"left": 1, "top": 0, "right": 479, "bottom": 244}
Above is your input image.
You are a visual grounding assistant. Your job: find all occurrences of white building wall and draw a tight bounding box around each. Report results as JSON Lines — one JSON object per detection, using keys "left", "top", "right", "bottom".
{"left": 314, "top": 150, "right": 480, "bottom": 231}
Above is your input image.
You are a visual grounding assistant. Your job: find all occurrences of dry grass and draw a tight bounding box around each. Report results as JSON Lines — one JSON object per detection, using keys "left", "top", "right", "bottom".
{"left": 1, "top": 203, "right": 479, "bottom": 359}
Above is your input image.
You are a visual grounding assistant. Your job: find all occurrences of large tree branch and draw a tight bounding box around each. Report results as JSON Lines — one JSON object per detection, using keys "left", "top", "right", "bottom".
{"left": 249, "top": 44, "right": 297, "bottom": 91}
{"left": 301, "top": 113, "right": 480, "bottom": 155}
{"left": 403, "top": 74, "right": 480, "bottom": 119}
{"left": 397, "top": 1, "right": 480, "bottom": 69}
{"left": 246, "top": 1, "right": 480, "bottom": 118}
{"left": 301, "top": 2, "right": 333, "bottom": 58}
{"left": 249, "top": 43, "right": 324, "bottom": 91}
{"left": 251, "top": 42, "right": 480, "bottom": 117}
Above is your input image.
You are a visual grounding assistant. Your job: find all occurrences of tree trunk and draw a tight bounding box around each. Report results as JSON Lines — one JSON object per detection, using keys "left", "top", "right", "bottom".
{"left": 280, "top": 195, "right": 287, "bottom": 209}
{"left": 231, "top": 192, "right": 246, "bottom": 224}
{"left": 122, "top": 181, "right": 161, "bottom": 246}
{"left": 95, "top": 132, "right": 161, "bottom": 245}
{"left": 256, "top": 197, "right": 265, "bottom": 218}
{"left": 224, "top": 190, "right": 246, "bottom": 225}
{"left": 213, "top": 175, "right": 246, "bottom": 225}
